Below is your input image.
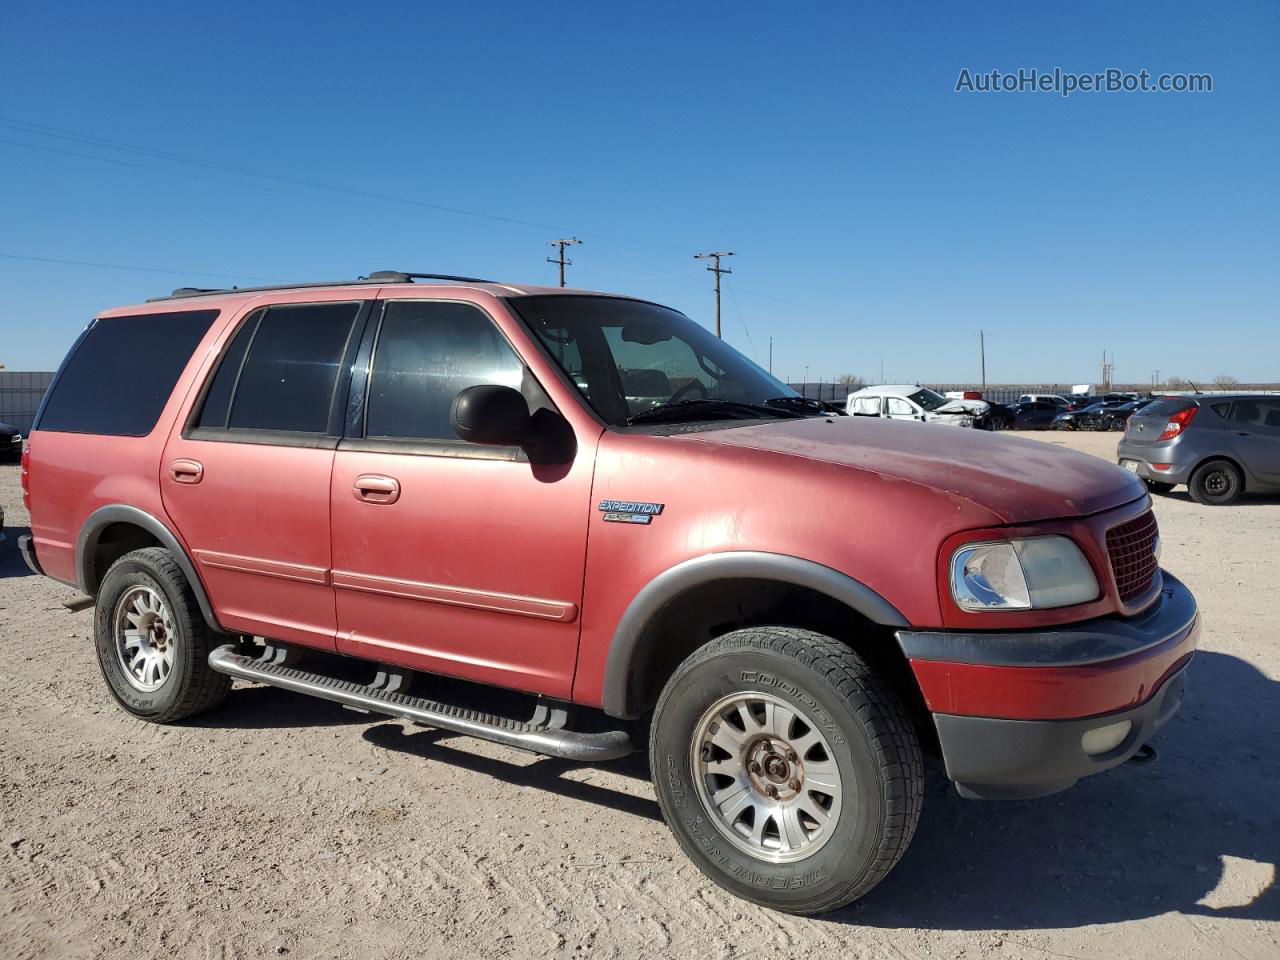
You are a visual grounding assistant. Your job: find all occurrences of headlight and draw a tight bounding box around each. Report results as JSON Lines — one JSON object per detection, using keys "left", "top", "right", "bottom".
{"left": 950, "top": 536, "right": 1098, "bottom": 611}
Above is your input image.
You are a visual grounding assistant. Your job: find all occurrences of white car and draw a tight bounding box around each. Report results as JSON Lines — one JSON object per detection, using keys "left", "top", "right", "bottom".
{"left": 1017, "top": 393, "right": 1070, "bottom": 408}
{"left": 846, "top": 384, "right": 990, "bottom": 427}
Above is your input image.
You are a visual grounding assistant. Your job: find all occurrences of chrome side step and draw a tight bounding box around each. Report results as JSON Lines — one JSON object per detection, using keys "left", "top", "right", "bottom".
{"left": 207, "top": 645, "right": 632, "bottom": 762}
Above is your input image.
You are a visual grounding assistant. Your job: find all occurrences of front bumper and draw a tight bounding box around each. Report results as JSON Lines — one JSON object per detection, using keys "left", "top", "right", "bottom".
{"left": 897, "top": 572, "right": 1199, "bottom": 799}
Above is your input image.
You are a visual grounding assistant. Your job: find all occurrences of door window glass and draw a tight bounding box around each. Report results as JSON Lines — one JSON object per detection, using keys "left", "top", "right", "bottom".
{"left": 1231, "top": 399, "right": 1280, "bottom": 435}
{"left": 852, "top": 396, "right": 881, "bottom": 416}
{"left": 365, "top": 301, "right": 524, "bottom": 440}
{"left": 227, "top": 302, "right": 361, "bottom": 433}
{"left": 886, "top": 397, "right": 914, "bottom": 416}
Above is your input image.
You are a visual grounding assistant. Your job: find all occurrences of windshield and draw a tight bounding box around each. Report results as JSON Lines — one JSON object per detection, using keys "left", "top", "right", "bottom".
{"left": 509, "top": 295, "right": 799, "bottom": 425}
{"left": 907, "top": 388, "right": 950, "bottom": 412}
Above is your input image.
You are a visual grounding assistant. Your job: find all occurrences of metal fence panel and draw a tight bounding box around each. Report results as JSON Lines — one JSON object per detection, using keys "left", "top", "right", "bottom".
{"left": 0, "top": 371, "right": 55, "bottom": 433}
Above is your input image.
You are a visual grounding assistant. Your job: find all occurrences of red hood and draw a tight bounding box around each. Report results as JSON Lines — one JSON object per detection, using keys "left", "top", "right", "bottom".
{"left": 687, "top": 416, "right": 1145, "bottom": 524}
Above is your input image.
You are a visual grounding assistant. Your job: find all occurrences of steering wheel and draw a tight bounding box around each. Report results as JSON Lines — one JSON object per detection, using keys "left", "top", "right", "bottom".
{"left": 668, "top": 380, "right": 709, "bottom": 405}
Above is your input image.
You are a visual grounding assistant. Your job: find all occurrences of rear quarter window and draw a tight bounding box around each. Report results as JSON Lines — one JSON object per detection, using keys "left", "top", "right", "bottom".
{"left": 36, "top": 310, "right": 218, "bottom": 437}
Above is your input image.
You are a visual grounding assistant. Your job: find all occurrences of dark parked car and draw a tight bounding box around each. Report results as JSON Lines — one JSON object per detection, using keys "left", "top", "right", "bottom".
{"left": 1076, "top": 399, "right": 1155, "bottom": 432}
{"left": 0, "top": 421, "right": 23, "bottom": 462}
{"left": 1009, "top": 400, "right": 1063, "bottom": 430}
{"left": 1118, "top": 394, "right": 1280, "bottom": 504}
{"left": 1052, "top": 402, "right": 1108, "bottom": 429}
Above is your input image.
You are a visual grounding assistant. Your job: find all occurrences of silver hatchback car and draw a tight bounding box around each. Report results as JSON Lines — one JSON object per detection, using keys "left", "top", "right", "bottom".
{"left": 1117, "top": 394, "right": 1280, "bottom": 504}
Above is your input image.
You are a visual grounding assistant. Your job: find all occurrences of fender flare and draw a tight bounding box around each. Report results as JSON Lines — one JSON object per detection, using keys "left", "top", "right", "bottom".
{"left": 600, "top": 551, "right": 910, "bottom": 717}
{"left": 76, "top": 504, "right": 223, "bottom": 632}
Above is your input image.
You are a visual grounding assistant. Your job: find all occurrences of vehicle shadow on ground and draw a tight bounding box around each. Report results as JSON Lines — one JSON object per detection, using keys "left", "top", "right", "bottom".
{"left": 0, "top": 526, "right": 34, "bottom": 579}
{"left": 191, "top": 684, "right": 373, "bottom": 730}
{"left": 840, "top": 649, "right": 1279, "bottom": 931}
{"left": 363, "top": 723, "right": 661, "bottom": 822}
{"left": 1154, "top": 490, "right": 1280, "bottom": 506}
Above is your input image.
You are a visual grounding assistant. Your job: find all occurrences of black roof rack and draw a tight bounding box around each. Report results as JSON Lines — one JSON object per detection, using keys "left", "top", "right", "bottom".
{"left": 147, "top": 270, "right": 494, "bottom": 302}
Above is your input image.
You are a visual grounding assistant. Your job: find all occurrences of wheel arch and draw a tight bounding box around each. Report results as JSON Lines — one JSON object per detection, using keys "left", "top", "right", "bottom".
{"left": 600, "top": 552, "right": 913, "bottom": 719}
{"left": 76, "top": 505, "right": 222, "bottom": 631}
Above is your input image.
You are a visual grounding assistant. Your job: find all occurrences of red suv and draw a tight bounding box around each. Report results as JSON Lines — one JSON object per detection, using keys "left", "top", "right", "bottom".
{"left": 21, "top": 272, "right": 1198, "bottom": 915}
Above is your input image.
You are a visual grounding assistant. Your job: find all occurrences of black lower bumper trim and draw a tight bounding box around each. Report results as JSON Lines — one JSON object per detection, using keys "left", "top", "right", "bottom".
{"left": 937, "top": 668, "right": 1188, "bottom": 800}
{"left": 17, "top": 534, "right": 43, "bottom": 577}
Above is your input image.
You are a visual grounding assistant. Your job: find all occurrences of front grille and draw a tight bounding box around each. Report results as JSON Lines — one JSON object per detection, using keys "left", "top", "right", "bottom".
{"left": 1107, "top": 510, "right": 1160, "bottom": 603}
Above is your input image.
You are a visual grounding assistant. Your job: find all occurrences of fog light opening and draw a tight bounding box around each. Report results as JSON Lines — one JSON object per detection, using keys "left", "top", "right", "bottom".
{"left": 1081, "top": 720, "right": 1133, "bottom": 756}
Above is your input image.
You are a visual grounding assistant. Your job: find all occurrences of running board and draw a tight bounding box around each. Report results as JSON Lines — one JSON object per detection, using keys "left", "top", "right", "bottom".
{"left": 207, "top": 644, "right": 632, "bottom": 762}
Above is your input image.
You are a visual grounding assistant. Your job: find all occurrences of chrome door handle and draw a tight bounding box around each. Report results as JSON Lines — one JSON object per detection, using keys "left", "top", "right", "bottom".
{"left": 353, "top": 474, "right": 400, "bottom": 505}
{"left": 170, "top": 459, "right": 204, "bottom": 484}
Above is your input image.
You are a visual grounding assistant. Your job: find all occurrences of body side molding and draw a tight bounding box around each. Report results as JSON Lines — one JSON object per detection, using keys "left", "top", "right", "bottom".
{"left": 76, "top": 504, "right": 223, "bottom": 631}
{"left": 599, "top": 551, "right": 909, "bottom": 718}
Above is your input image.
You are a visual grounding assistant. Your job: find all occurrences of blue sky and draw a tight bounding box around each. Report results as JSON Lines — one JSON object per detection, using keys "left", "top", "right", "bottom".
{"left": 1, "top": 1, "right": 1276, "bottom": 385}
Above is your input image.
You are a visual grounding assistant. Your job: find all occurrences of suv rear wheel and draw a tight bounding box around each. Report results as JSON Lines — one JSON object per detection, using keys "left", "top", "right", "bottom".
{"left": 649, "top": 627, "right": 923, "bottom": 915}
{"left": 94, "top": 547, "right": 230, "bottom": 722}
{"left": 1188, "top": 459, "right": 1243, "bottom": 505}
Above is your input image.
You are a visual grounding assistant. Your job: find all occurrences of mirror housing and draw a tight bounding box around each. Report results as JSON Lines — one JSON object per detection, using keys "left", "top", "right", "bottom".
{"left": 451, "top": 385, "right": 532, "bottom": 446}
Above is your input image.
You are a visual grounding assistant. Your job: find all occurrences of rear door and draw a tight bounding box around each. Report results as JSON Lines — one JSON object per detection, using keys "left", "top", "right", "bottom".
{"left": 161, "top": 298, "right": 370, "bottom": 650}
{"left": 1226, "top": 398, "right": 1280, "bottom": 482}
{"left": 328, "top": 296, "right": 597, "bottom": 698}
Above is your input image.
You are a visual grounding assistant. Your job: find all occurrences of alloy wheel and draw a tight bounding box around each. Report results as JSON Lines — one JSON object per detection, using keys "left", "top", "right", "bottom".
{"left": 690, "top": 692, "right": 844, "bottom": 863}
{"left": 113, "top": 586, "right": 177, "bottom": 692}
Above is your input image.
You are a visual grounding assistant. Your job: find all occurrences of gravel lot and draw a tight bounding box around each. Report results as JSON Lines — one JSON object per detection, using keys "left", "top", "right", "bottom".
{"left": 2, "top": 431, "right": 1277, "bottom": 960}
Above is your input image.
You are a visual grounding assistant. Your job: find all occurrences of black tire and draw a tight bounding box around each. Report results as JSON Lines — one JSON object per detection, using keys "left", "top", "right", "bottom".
{"left": 649, "top": 627, "right": 923, "bottom": 915}
{"left": 94, "top": 547, "right": 230, "bottom": 722}
{"left": 1144, "top": 479, "right": 1176, "bottom": 494}
{"left": 1188, "top": 459, "right": 1243, "bottom": 505}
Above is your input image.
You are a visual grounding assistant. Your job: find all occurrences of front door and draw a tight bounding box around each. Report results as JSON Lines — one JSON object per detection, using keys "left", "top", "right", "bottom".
{"left": 161, "top": 299, "right": 369, "bottom": 650}
{"left": 1226, "top": 398, "right": 1280, "bottom": 483}
{"left": 329, "top": 297, "right": 597, "bottom": 698}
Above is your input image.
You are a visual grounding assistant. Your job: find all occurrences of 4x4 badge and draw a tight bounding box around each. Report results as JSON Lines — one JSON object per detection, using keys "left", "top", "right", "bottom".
{"left": 599, "top": 500, "right": 664, "bottom": 524}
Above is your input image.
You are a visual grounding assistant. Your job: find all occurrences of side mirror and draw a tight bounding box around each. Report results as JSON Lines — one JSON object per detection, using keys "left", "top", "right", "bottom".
{"left": 451, "top": 385, "right": 532, "bottom": 446}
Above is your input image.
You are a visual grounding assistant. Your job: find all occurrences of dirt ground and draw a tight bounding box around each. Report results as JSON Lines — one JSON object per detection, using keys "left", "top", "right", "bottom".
{"left": 1, "top": 430, "right": 1277, "bottom": 960}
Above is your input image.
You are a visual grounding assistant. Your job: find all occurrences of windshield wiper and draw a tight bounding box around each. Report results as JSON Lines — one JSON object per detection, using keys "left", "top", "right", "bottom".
{"left": 625, "top": 398, "right": 804, "bottom": 426}
{"left": 763, "top": 396, "right": 844, "bottom": 416}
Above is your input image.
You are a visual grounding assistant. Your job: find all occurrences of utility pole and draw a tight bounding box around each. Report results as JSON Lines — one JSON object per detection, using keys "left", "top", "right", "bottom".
{"left": 547, "top": 237, "right": 581, "bottom": 287}
{"left": 694, "top": 251, "right": 734, "bottom": 337}
{"left": 768, "top": 336, "right": 773, "bottom": 374}
{"left": 979, "top": 329, "right": 987, "bottom": 392}
{"left": 803, "top": 365, "right": 810, "bottom": 398}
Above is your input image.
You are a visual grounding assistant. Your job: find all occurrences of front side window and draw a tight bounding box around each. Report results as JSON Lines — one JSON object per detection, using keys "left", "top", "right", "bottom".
{"left": 886, "top": 397, "right": 915, "bottom": 416}
{"left": 38, "top": 310, "right": 218, "bottom": 437}
{"left": 365, "top": 300, "right": 524, "bottom": 441}
{"left": 511, "top": 295, "right": 801, "bottom": 425}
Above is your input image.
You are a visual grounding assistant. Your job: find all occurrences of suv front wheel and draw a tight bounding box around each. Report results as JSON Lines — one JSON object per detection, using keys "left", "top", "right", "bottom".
{"left": 94, "top": 547, "right": 230, "bottom": 722}
{"left": 649, "top": 627, "right": 923, "bottom": 915}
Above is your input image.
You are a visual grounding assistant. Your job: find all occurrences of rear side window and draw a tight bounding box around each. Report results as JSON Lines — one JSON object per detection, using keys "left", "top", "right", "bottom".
{"left": 850, "top": 396, "right": 881, "bottom": 416}
{"left": 37, "top": 310, "right": 217, "bottom": 436}
{"left": 195, "top": 302, "right": 362, "bottom": 434}
{"left": 365, "top": 300, "right": 524, "bottom": 440}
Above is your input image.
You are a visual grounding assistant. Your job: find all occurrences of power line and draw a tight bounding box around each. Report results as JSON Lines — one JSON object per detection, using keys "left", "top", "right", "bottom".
{"left": 694, "top": 251, "right": 734, "bottom": 338}
{"left": 0, "top": 252, "right": 278, "bottom": 281}
{"left": 546, "top": 238, "right": 581, "bottom": 287}
{"left": 0, "top": 116, "right": 684, "bottom": 255}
